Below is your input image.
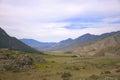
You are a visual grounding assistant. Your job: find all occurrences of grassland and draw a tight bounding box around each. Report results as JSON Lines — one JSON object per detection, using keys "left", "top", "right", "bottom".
{"left": 0, "top": 51, "right": 120, "bottom": 80}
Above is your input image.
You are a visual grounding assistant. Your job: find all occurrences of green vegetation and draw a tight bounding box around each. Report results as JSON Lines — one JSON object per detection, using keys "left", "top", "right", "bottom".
{"left": 61, "top": 72, "right": 72, "bottom": 80}
{"left": 0, "top": 49, "right": 45, "bottom": 72}
{"left": 0, "top": 50, "right": 120, "bottom": 80}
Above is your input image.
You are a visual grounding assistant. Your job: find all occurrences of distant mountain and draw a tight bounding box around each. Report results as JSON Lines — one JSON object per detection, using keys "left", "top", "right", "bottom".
{"left": 44, "top": 38, "right": 73, "bottom": 51}
{"left": 20, "top": 39, "right": 56, "bottom": 51}
{"left": 46, "top": 31, "right": 120, "bottom": 51}
{"left": 17, "top": 29, "right": 120, "bottom": 57}
{"left": 0, "top": 27, "right": 40, "bottom": 53}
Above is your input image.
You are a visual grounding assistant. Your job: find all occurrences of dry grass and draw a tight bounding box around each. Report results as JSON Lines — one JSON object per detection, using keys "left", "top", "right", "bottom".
{"left": 0, "top": 51, "right": 120, "bottom": 80}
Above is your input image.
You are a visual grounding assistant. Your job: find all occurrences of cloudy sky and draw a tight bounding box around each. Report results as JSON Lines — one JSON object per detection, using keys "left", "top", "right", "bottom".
{"left": 0, "top": 0, "right": 120, "bottom": 42}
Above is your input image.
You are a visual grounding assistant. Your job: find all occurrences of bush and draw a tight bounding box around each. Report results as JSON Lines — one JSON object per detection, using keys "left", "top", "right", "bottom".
{"left": 12, "top": 67, "right": 20, "bottom": 72}
{"left": 61, "top": 72, "right": 72, "bottom": 80}
{"left": 89, "top": 75, "right": 99, "bottom": 79}
{"left": 4, "top": 65, "right": 20, "bottom": 72}
{"left": 42, "top": 78, "right": 47, "bottom": 80}
{"left": 51, "top": 61, "right": 56, "bottom": 63}
{"left": 64, "top": 66, "right": 80, "bottom": 70}
{"left": 73, "top": 66, "right": 80, "bottom": 70}
{"left": 101, "top": 71, "right": 111, "bottom": 75}
{"left": 71, "top": 55, "right": 78, "bottom": 57}
{"left": 116, "top": 69, "right": 120, "bottom": 73}
{"left": 4, "top": 65, "right": 13, "bottom": 71}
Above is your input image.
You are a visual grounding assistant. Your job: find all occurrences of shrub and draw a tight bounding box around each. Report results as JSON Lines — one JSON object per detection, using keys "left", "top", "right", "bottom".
{"left": 64, "top": 66, "right": 80, "bottom": 70}
{"left": 61, "top": 72, "right": 72, "bottom": 80}
{"left": 71, "top": 55, "right": 78, "bottom": 57}
{"left": 4, "top": 65, "right": 20, "bottom": 72}
{"left": 43, "top": 78, "right": 47, "bottom": 80}
{"left": 89, "top": 75, "right": 99, "bottom": 79}
{"left": 101, "top": 71, "right": 111, "bottom": 75}
{"left": 4, "top": 65, "right": 13, "bottom": 71}
{"left": 51, "top": 61, "right": 56, "bottom": 63}
{"left": 116, "top": 69, "right": 120, "bottom": 73}
{"left": 73, "top": 66, "right": 80, "bottom": 70}
{"left": 12, "top": 67, "right": 20, "bottom": 72}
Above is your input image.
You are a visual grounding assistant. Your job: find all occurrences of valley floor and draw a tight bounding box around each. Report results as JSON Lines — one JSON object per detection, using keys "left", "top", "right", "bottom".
{"left": 0, "top": 51, "right": 120, "bottom": 80}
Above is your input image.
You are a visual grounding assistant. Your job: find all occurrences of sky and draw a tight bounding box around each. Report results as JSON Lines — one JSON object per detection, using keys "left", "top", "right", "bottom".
{"left": 0, "top": 0, "right": 120, "bottom": 42}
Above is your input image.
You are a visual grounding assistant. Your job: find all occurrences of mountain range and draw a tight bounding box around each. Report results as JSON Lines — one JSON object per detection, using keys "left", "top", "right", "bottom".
{"left": 0, "top": 27, "right": 120, "bottom": 56}
{"left": 45, "top": 32, "right": 119, "bottom": 51}
{"left": 20, "top": 31, "right": 120, "bottom": 56}
{"left": 0, "top": 27, "right": 40, "bottom": 53}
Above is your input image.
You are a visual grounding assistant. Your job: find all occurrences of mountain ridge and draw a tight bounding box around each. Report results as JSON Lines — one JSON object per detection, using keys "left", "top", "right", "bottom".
{"left": 45, "top": 31, "right": 120, "bottom": 51}
{"left": 20, "top": 30, "right": 120, "bottom": 55}
{"left": 0, "top": 27, "right": 40, "bottom": 53}
{"left": 1, "top": 27, "right": 119, "bottom": 56}
{"left": 20, "top": 39, "right": 56, "bottom": 51}
{"left": 70, "top": 32, "right": 120, "bottom": 56}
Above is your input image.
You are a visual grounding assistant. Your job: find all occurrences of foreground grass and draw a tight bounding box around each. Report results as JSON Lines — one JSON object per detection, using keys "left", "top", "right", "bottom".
{"left": 0, "top": 51, "right": 120, "bottom": 80}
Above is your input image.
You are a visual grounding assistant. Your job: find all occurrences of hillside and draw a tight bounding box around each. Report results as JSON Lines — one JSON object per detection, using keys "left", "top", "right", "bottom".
{"left": 45, "top": 31, "right": 120, "bottom": 51}
{"left": 17, "top": 30, "right": 120, "bottom": 57}
{"left": 73, "top": 32, "right": 120, "bottom": 56}
{"left": 0, "top": 27, "right": 40, "bottom": 53}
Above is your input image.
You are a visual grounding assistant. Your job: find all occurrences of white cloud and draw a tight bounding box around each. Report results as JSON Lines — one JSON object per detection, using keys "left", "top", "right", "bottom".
{"left": 0, "top": 0, "right": 120, "bottom": 42}
{"left": 102, "top": 17, "right": 120, "bottom": 23}
{"left": 2, "top": 22, "right": 120, "bottom": 42}
{"left": 0, "top": 0, "right": 120, "bottom": 21}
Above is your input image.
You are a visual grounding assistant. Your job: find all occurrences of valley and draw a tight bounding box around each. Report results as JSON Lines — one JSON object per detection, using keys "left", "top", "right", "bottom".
{"left": 0, "top": 27, "right": 120, "bottom": 80}
{"left": 0, "top": 49, "right": 120, "bottom": 80}
{"left": 1, "top": 0, "right": 120, "bottom": 80}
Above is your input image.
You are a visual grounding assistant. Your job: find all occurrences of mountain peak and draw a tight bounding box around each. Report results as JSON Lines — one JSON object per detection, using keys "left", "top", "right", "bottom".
{"left": 82, "top": 33, "right": 94, "bottom": 37}
{"left": 76, "top": 33, "right": 96, "bottom": 40}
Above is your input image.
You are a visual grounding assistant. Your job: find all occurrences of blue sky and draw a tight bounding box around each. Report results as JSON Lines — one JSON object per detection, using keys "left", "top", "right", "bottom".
{"left": 0, "top": 0, "right": 120, "bottom": 42}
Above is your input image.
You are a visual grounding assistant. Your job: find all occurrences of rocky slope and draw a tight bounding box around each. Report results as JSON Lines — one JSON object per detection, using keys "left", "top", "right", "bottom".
{"left": 0, "top": 49, "right": 45, "bottom": 71}
{"left": 45, "top": 31, "right": 120, "bottom": 52}
{"left": 73, "top": 32, "right": 120, "bottom": 56}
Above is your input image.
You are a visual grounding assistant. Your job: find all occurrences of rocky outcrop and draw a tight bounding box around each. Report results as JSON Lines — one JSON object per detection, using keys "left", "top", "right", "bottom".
{"left": 0, "top": 49, "right": 45, "bottom": 71}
